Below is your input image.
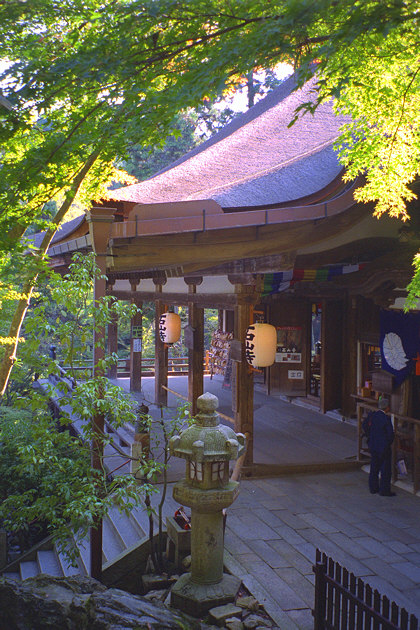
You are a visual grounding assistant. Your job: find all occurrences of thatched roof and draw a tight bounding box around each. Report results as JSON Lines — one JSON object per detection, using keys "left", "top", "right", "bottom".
{"left": 110, "top": 74, "right": 348, "bottom": 209}
{"left": 30, "top": 213, "right": 86, "bottom": 247}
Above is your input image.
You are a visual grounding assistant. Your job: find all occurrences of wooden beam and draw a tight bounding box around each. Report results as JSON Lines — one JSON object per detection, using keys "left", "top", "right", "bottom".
{"left": 232, "top": 284, "right": 258, "bottom": 468}
{"left": 107, "top": 310, "right": 118, "bottom": 380}
{"left": 185, "top": 280, "right": 204, "bottom": 415}
{"left": 130, "top": 297, "right": 142, "bottom": 392}
{"left": 86, "top": 207, "right": 114, "bottom": 583}
{"left": 182, "top": 252, "right": 296, "bottom": 277}
{"left": 154, "top": 281, "right": 168, "bottom": 407}
{"left": 108, "top": 204, "right": 367, "bottom": 273}
{"left": 107, "top": 290, "right": 248, "bottom": 309}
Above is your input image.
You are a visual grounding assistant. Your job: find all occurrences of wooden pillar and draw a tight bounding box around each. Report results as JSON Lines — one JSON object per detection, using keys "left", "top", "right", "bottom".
{"left": 130, "top": 283, "right": 142, "bottom": 392}
{"left": 342, "top": 293, "right": 358, "bottom": 418}
{"left": 107, "top": 310, "right": 118, "bottom": 380}
{"left": 154, "top": 279, "right": 168, "bottom": 406}
{"left": 185, "top": 277, "right": 204, "bottom": 416}
{"left": 87, "top": 206, "right": 115, "bottom": 582}
{"left": 321, "top": 299, "right": 344, "bottom": 414}
{"left": 229, "top": 275, "right": 259, "bottom": 468}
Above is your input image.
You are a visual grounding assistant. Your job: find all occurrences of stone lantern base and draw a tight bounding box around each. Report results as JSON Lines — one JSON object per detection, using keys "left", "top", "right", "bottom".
{"left": 170, "top": 572, "right": 241, "bottom": 617}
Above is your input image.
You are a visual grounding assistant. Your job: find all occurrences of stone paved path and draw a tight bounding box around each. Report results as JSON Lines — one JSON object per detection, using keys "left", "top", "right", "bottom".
{"left": 115, "top": 375, "right": 420, "bottom": 628}
{"left": 223, "top": 470, "right": 420, "bottom": 629}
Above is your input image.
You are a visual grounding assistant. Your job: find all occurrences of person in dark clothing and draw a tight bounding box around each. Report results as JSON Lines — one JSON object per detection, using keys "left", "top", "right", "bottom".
{"left": 362, "top": 398, "right": 395, "bottom": 496}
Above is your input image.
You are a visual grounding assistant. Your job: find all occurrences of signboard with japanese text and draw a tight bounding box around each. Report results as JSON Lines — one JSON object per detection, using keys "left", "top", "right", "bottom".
{"left": 276, "top": 326, "right": 302, "bottom": 363}
{"left": 288, "top": 370, "right": 304, "bottom": 380}
{"left": 132, "top": 326, "right": 142, "bottom": 338}
{"left": 132, "top": 338, "right": 142, "bottom": 353}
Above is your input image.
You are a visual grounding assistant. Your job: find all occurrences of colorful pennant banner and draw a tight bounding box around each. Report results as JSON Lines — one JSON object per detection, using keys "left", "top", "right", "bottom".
{"left": 262, "top": 263, "right": 366, "bottom": 296}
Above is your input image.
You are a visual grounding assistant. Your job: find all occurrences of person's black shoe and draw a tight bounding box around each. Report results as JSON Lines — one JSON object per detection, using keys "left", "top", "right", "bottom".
{"left": 379, "top": 491, "right": 396, "bottom": 496}
{"left": 370, "top": 489, "right": 379, "bottom": 494}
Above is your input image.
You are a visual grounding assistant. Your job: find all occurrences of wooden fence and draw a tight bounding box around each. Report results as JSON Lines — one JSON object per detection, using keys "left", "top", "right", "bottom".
{"left": 64, "top": 354, "right": 210, "bottom": 378}
{"left": 357, "top": 402, "right": 420, "bottom": 493}
{"left": 313, "top": 549, "right": 419, "bottom": 630}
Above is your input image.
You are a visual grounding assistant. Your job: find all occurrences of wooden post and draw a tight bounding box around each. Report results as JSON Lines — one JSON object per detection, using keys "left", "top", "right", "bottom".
{"left": 415, "top": 424, "right": 420, "bottom": 494}
{"left": 107, "top": 309, "right": 118, "bottom": 379}
{"left": 229, "top": 275, "right": 259, "bottom": 468}
{"left": 86, "top": 206, "right": 115, "bottom": 582}
{"left": 154, "top": 280, "right": 168, "bottom": 407}
{"left": 313, "top": 549, "right": 327, "bottom": 630}
{"left": 130, "top": 290, "right": 142, "bottom": 392}
{"left": 0, "top": 529, "right": 7, "bottom": 568}
{"left": 185, "top": 277, "right": 204, "bottom": 416}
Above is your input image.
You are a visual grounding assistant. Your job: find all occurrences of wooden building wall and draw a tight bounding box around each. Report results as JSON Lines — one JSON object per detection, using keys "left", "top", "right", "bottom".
{"left": 268, "top": 297, "right": 310, "bottom": 397}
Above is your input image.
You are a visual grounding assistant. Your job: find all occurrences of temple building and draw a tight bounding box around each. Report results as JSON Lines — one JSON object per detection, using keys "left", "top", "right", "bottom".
{"left": 45, "top": 72, "right": 420, "bottom": 478}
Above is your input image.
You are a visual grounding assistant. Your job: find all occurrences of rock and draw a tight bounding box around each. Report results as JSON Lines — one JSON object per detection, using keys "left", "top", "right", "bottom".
{"left": 0, "top": 574, "right": 213, "bottom": 629}
{"left": 182, "top": 554, "right": 192, "bottom": 569}
{"left": 143, "top": 589, "right": 167, "bottom": 602}
{"left": 236, "top": 595, "right": 259, "bottom": 612}
{"left": 142, "top": 573, "right": 178, "bottom": 593}
{"left": 243, "top": 613, "right": 273, "bottom": 629}
{"left": 209, "top": 603, "right": 242, "bottom": 626}
{"left": 225, "top": 618, "right": 244, "bottom": 630}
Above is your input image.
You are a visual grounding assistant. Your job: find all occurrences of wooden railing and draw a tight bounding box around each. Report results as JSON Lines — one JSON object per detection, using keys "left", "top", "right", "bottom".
{"left": 63, "top": 353, "right": 211, "bottom": 378}
{"left": 116, "top": 356, "right": 192, "bottom": 377}
{"left": 357, "top": 402, "right": 420, "bottom": 493}
{"left": 313, "top": 548, "right": 419, "bottom": 630}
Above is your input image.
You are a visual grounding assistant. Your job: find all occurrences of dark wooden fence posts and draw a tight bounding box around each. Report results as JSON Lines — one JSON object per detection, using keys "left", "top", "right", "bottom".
{"left": 313, "top": 549, "right": 419, "bottom": 630}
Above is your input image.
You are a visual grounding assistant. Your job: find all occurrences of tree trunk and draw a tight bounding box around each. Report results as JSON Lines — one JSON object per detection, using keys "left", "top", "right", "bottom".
{"left": 246, "top": 71, "right": 256, "bottom": 109}
{"left": 0, "top": 150, "right": 100, "bottom": 397}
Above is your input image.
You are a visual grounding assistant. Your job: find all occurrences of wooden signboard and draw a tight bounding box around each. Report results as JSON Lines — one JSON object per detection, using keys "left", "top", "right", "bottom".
{"left": 132, "top": 338, "right": 142, "bottom": 353}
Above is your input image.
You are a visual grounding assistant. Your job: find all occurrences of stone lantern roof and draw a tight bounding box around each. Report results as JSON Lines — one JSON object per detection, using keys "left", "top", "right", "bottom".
{"left": 169, "top": 393, "right": 245, "bottom": 463}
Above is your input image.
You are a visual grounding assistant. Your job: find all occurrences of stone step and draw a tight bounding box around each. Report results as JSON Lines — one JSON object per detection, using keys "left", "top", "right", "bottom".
{"left": 37, "top": 550, "right": 63, "bottom": 577}
{"left": 74, "top": 534, "right": 91, "bottom": 576}
{"left": 3, "top": 571, "right": 20, "bottom": 581}
{"left": 125, "top": 501, "right": 151, "bottom": 535}
{"left": 20, "top": 560, "right": 39, "bottom": 580}
{"left": 2, "top": 492, "right": 166, "bottom": 583}
{"left": 56, "top": 549, "right": 84, "bottom": 577}
{"left": 102, "top": 516, "right": 125, "bottom": 563}
{"left": 107, "top": 502, "right": 146, "bottom": 549}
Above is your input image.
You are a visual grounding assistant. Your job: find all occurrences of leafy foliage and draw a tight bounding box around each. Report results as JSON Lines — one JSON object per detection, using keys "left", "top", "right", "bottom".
{"left": 2, "top": 0, "right": 417, "bottom": 245}
{"left": 1, "top": 0, "right": 419, "bottom": 388}
{"left": 0, "top": 405, "right": 143, "bottom": 561}
{"left": 0, "top": 254, "right": 160, "bottom": 560}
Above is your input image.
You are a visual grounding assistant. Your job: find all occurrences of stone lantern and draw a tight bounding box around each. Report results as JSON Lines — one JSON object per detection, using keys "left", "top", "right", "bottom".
{"left": 169, "top": 392, "right": 246, "bottom": 617}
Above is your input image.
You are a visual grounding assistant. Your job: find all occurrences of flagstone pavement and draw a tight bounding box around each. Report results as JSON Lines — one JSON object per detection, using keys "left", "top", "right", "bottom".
{"left": 222, "top": 469, "right": 420, "bottom": 629}
{"left": 115, "top": 375, "right": 420, "bottom": 629}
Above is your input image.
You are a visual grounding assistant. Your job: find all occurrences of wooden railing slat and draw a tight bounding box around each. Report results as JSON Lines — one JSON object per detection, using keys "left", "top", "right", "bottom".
{"left": 334, "top": 561, "right": 342, "bottom": 629}
{"left": 410, "top": 613, "right": 419, "bottom": 630}
{"left": 327, "top": 558, "right": 334, "bottom": 626}
{"left": 313, "top": 551, "right": 419, "bottom": 630}
{"left": 372, "top": 589, "right": 381, "bottom": 630}
{"left": 341, "top": 567, "right": 349, "bottom": 630}
{"left": 365, "top": 584, "right": 372, "bottom": 630}
{"left": 391, "top": 601, "right": 400, "bottom": 625}
{"left": 356, "top": 579, "right": 364, "bottom": 630}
